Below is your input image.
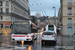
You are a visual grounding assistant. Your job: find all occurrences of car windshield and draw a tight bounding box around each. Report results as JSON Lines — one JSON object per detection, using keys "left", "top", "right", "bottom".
{"left": 14, "top": 32, "right": 28, "bottom": 34}
{"left": 43, "top": 32, "right": 54, "bottom": 35}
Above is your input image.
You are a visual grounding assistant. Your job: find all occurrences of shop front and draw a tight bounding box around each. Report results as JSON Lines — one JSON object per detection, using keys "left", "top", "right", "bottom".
{"left": 0, "top": 22, "right": 12, "bottom": 36}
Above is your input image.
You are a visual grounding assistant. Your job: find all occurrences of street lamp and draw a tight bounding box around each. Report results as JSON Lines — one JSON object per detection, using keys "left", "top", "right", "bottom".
{"left": 53, "top": 7, "right": 56, "bottom": 26}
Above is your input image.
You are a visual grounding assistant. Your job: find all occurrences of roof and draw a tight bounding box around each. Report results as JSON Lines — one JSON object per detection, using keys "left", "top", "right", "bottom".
{"left": 48, "top": 17, "right": 58, "bottom": 20}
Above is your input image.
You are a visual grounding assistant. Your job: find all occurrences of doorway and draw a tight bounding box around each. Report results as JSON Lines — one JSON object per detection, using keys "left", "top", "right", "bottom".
{"left": 68, "top": 28, "right": 72, "bottom": 36}
{"left": 4, "top": 28, "right": 9, "bottom": 36}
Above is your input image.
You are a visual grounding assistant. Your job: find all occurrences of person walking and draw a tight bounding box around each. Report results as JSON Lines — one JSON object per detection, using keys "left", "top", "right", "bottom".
{"left": 68, "top": 31, "right": 70, "bottom": 37}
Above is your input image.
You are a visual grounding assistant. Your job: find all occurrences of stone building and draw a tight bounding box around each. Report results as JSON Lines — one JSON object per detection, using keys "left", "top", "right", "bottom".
{"left": 0, "top": 0, "right": 29, "bottom": 36}
{"left": 58, "top": 0, "right": 75, "bottom": 36}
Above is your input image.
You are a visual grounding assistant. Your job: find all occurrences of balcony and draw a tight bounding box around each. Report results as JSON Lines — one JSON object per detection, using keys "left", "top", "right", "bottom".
{"left": 68, "top": 13, "right": 72, "bottom": 15}
{"left": 68, "top": 2, "right": 72, "bottom": 4}
{"left": 0, "top": 12, "right": 28, "bottom": 20}
{"left": 67, "top": 23, "right": 72, "bottom": 25}
{"left": 0, "top": 12, "right": 11, "bottom": 14}
{"left": 67, "top": 2, "right": 74, "bottom": 7}
{"left": 0, "top": 12, "right": 3, "bottom": 14}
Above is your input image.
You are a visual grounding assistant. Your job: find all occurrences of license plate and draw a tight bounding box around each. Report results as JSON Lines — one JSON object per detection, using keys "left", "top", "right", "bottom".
{"left": 19, "top": 39, "right": 22, "bottom": 40}
{"left": 46, "top": 36, "right": 50, "bottom": 38}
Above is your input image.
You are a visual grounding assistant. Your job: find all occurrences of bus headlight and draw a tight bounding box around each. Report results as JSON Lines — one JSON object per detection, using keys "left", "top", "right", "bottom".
{"left": 54, "top": 32, "right": 56, "bottom": 34}
{"left": 12, "top": 37, "right": 13, "bottom": 38}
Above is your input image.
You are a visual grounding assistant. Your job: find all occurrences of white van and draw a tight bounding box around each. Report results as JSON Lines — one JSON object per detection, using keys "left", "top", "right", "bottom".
{"left": 45, "top": 25, "right": 57, "bottom": 35}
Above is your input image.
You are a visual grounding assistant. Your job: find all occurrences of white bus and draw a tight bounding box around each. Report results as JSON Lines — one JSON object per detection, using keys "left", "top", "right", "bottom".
{"left": 11, "top": 21, "right": 38, "bottom": 43}
{"left": 45, "top": 25, "right": 57, "bottom": 35}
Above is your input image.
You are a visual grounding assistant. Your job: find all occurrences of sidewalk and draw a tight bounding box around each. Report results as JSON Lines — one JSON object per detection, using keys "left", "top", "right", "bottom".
{"left": 0, "top": 34, "right": 2, "bottom": 43}
{"left": 0, "top": 33, "right": 11, "bottom": 43}
{"left": 58, "top": 34, "right": 74, "bottom": 46}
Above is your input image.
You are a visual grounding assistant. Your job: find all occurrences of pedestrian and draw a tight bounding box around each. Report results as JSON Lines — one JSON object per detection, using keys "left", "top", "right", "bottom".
{"left": 74, "top": 32, "right": 75, "bottom": 40}
{"left": 74, "top": 31, "right": 75, "bottom": 35}
{"left": 68, "top": 31, "right": 70, "bottom": 37}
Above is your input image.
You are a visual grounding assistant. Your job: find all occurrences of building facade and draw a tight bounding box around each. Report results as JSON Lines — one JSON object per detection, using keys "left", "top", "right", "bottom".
{"left": 0, "top": 0, "right": 29, "bottom": 36}
{"left": 59, "top": 0, "right": 75, "bottom": 36}
{"left": 45, "top": 17, "right": 59, "bottom": 27}
{"left": 30, "top": 16, "right": 37, "bottom": 25}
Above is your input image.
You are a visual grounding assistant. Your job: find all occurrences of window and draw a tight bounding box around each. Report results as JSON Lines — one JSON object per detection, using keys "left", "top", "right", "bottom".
{"left": 43, "top": 32, "right": 54, "bottom": 35}
{"left": 68, "top": 8, "right": 72, "bottom": 15}
{"left": 1, "top": 16, "right": 3, "bottom": 20}
{"left": 68, "top": 18, "right": 72, "bottom": 25}
{"left": 13, "top": 17, "right": 15, "bottom": 20}
{"left": 11, "top": 17, "right": 12, "bottom": 20}
{"left": 0, "top": 1, "right": 2, "bottom": 6}
{"left": 20, "top": 19, "right": 22, "bottom": 21}
{"left": 68, "top": 0, "right": 72, "bottom": 4}
{"left": 67, "top": 27, "right": 72, "bottom": 36}
{"left": 48, "top": 25, "right": 54, "bottom": 31}
{"left": 0, "top": 8, "right": 2, "bottom": 12}
{"left": 5, "top": 16, "right": 9, "bottom": 20}
{"left": 74, "top": 27, "right": 75, "bottom": 33}
{"left": 6, "top": 8, "right": 9, "bottom": 13}
{"left": 6, "top": 1, "right": 9, "bottom": 6}
{"left": 0, "top": 16, "right": 3, "bottom": 20}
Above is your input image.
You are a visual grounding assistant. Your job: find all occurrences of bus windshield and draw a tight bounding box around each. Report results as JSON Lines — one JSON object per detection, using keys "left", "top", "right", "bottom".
{"left": 12, "top": 21, "right": 31, "bottom": 34}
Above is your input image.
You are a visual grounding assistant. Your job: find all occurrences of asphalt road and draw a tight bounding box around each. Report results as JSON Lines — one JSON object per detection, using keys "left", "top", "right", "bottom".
{"left": 0, "top": 34, "right": 75, "bottom": 50}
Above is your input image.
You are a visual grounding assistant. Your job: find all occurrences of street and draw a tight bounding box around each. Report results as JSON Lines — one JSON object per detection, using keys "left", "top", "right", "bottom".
{"left": 0, "top": 34, "right": 75, "bottom": 50}
{"left": 0, "top": 0, "right": 75, "bottom": 50}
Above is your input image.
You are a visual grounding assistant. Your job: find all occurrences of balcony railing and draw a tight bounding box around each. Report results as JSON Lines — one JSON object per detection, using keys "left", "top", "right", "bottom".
{"left": 0, "top": 12, "right": 11, "bottom": 14}
{"left": 68, "top": 2, "right": 72, "bottom": 4}
{"left": 67, "top": 2, "right": 73, "bottom": 7}
{"left": 68, "top": 13, "right": 72, "bottom": 15}
{"left": 0, "top": 12, "right": 3, "bottom": 14}
{"left": 67, "top": 23, "right": 72, "bottom": 25}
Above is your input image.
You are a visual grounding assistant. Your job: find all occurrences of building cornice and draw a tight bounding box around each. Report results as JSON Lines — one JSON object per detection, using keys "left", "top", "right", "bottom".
{"left": 0, "top": 12, "right": 29, "bottom": 20}
{"left": 63, "top": 16, "right": 75, "bottom": 17}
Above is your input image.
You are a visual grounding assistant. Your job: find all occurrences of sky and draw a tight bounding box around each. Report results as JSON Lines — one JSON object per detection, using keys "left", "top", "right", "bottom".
{"left": 29, "top": 0, "right": 60, "bottom": 17}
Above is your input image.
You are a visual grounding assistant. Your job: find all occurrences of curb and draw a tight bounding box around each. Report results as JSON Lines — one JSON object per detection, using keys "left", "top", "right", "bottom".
{"left": 59, "top": 34, "right": 75, "bottom": 37}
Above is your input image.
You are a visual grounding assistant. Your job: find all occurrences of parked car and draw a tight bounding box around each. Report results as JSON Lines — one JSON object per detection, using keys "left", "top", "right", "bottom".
{"left": 41, "top": 31, "right": 57, "bottom": 44}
